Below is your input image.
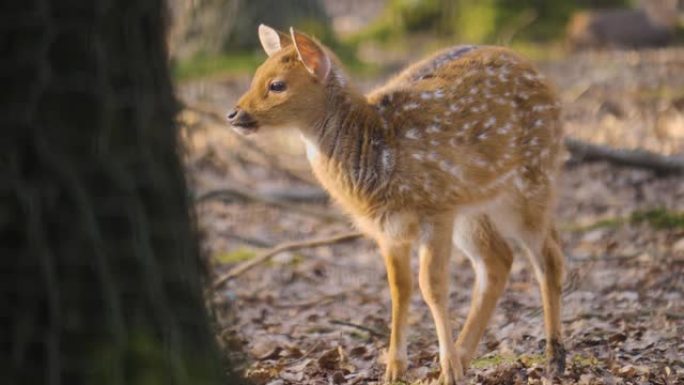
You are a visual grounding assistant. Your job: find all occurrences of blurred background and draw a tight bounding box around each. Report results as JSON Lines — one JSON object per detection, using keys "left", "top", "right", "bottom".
{"left": 170, "top": 1, "right": 684, "bottom": 384}
{"left": 167, "top": 0, "right": 684, "bottom": 75}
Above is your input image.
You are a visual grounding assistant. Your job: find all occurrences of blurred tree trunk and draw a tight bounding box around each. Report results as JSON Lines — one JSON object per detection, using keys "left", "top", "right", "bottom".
{"left": 0, "top": 1, "right": 244, "bottom": 384}
{"left": 168, "top": 0, "right": 330, "bottom": 60}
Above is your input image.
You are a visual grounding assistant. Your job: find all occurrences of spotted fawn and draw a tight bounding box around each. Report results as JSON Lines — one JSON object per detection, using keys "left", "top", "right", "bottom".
{"left": 228, "top": 25, "right": 566, "bottom": 384}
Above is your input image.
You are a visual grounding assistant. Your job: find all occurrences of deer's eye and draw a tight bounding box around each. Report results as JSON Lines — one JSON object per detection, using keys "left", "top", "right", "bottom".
{"left": 268, "top": 81, "right": 286, "bottom": 92}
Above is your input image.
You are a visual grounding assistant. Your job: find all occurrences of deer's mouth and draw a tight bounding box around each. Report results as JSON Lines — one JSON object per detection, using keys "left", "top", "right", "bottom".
{"left": 231, "top": 120, "right": 259, "bottom": 135}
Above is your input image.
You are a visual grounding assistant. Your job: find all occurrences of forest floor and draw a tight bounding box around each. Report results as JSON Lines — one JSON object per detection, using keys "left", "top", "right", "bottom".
{"left": 178, "top": 48, "right": 684, "bottom": 385}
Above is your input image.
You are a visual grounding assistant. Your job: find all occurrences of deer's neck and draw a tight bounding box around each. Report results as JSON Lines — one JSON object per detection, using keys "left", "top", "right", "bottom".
{"left": 301, "top": 82, "right": 396, "bottom": 198}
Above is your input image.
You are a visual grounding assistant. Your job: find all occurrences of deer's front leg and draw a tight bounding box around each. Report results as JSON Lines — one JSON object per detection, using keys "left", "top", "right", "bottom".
{"left": 379, "top": 240, "right": 413, "bottom": 383}
{"left": 418, "top": 215, "right": 463, "bottom": 385}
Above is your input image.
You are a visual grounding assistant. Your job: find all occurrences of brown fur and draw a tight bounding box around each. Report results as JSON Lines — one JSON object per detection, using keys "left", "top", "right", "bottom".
{"left": 231, "top": 26, "right": 566, "bottom": 384}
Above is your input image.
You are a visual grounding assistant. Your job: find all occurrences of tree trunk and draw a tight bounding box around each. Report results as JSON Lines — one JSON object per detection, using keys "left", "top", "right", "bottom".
{"left": 0, "top": 1, "right": 243, "bottom": 384}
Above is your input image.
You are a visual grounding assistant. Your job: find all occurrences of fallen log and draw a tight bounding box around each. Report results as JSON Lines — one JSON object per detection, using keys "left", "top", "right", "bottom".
{"left": 564, "top": 138, "right": 684, "bottom": 175}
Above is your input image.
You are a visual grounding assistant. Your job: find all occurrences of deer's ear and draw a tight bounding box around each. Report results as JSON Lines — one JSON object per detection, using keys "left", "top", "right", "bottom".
{"left": 258, "top": 24, "right": 291, "bottom": 56}
{"left": 290, "top": 27, "right": 330, "bottom": 81}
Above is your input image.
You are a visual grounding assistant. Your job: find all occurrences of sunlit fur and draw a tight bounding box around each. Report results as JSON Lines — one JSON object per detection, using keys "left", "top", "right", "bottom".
{"left": 233, "top": 28, "right": 567, "bottom": 384}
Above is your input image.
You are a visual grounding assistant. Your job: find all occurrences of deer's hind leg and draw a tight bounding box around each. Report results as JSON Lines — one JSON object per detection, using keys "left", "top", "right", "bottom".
{"left": 512, "top": 195, "right": 566, "bottom": 375}
{"left": 535, "top": 227, "right": 566, "bottom": 375}
{"left": 452, "top": 214, "right": 514, "bottom": 370}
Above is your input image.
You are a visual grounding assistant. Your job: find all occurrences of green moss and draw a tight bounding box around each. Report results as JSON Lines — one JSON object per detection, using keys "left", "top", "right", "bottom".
{"left": 630, "top": 209, "right": 684, "bottom": 230}
{"left": 214, "top": 248, "right": 257, "bottom": 264}
{"left": 519, "top": 353, "right": 546, "bottom": 366}
{"left": 564, "top": 209, "right": 684, "bottom": 233}
{"left": 571, "top": 353, "right": 599, "bottom": 367}
{"left": 470, "top": 353, "right": 518, "bottom": 369}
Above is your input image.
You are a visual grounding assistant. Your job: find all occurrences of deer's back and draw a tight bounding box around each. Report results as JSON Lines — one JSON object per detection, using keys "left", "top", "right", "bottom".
{"left": 365, "top": 46, "right": 563, "bottom": 213}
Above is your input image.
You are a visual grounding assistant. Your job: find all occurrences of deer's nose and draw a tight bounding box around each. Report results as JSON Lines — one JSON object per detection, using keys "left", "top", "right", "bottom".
{"left": 227, "top": 108, "right": 239, "bottom": 121}
{"left": 227, "top": 107, "right": 258, "bottom": 133}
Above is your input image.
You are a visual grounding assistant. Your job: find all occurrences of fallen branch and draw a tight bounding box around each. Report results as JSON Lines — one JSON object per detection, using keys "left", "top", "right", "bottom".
{"left": 564, "top": 138, "right": 684, "bottom": 175}
{"left": 212, "top": 231, "right": 364, "bottom": 289}
{"left": 195, "top": 181, "right": 344, "bottom": 223}
{"left": 329, "top": 319, "right": 388, "bottom": 339}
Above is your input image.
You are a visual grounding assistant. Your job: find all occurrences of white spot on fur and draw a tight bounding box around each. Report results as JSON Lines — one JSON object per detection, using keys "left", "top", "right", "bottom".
{"left": 403, "top": 102, "right": 419, "bottom": 110}
{"left": 487, "top": 168, "right": 517, "bottom": 187}
{"left": 513, "top": 175, "right": 526, "bottom": 190}
{"left": 484, "top": 117, "right": 496, "bottom": 128}
{"left": 406, "top": 128, "right": 420, "bottom": 140}
{"left": 438, "top": 160, "right": 450, "bottom": 171}
{"left": 472, "top": 157, "right": 489, "bottom": 167}
{"left": 497, "top": 122, "right": 513, "bottom": 134}
{"left": 449, "top": 165, "right": 463, "bottom": 178}
{"left": 532, "top": 105, "right": 551, "bottom": 112}
{"left": 427, "top": 124, "right": 441, "bottom": 133}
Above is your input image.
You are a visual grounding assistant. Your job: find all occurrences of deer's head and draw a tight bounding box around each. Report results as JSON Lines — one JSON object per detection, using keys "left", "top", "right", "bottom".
{"left": 228, "top": 25, "right": 333, "bottom": 135}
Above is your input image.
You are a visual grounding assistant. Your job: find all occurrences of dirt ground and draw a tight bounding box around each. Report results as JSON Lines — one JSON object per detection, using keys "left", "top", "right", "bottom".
{"left": 179, "top": 48, "right": 684, "bottom": 385}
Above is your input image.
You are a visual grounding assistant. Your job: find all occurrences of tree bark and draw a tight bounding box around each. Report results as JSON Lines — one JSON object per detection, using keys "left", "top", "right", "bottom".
{"left": 0, "top": 1, "right": 244, "bottom": 384}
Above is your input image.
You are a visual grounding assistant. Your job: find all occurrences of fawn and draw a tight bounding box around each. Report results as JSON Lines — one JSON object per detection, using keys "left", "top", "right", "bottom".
{"left": 228, "top": 25, "right": 566, "bottom": 384}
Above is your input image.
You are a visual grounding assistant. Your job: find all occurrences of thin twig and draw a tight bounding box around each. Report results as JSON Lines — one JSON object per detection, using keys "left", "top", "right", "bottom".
{"left": 273, "top": 292, "right": 348, "bottom": 309}
{"left": 195, "top": 183, "right": 345, "bottom": 223}
{"left": 330, "top": 319, "right": 388, "bottom": 339}
{"left": 212, "top": 231, "right": 364, "bottom": 289}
